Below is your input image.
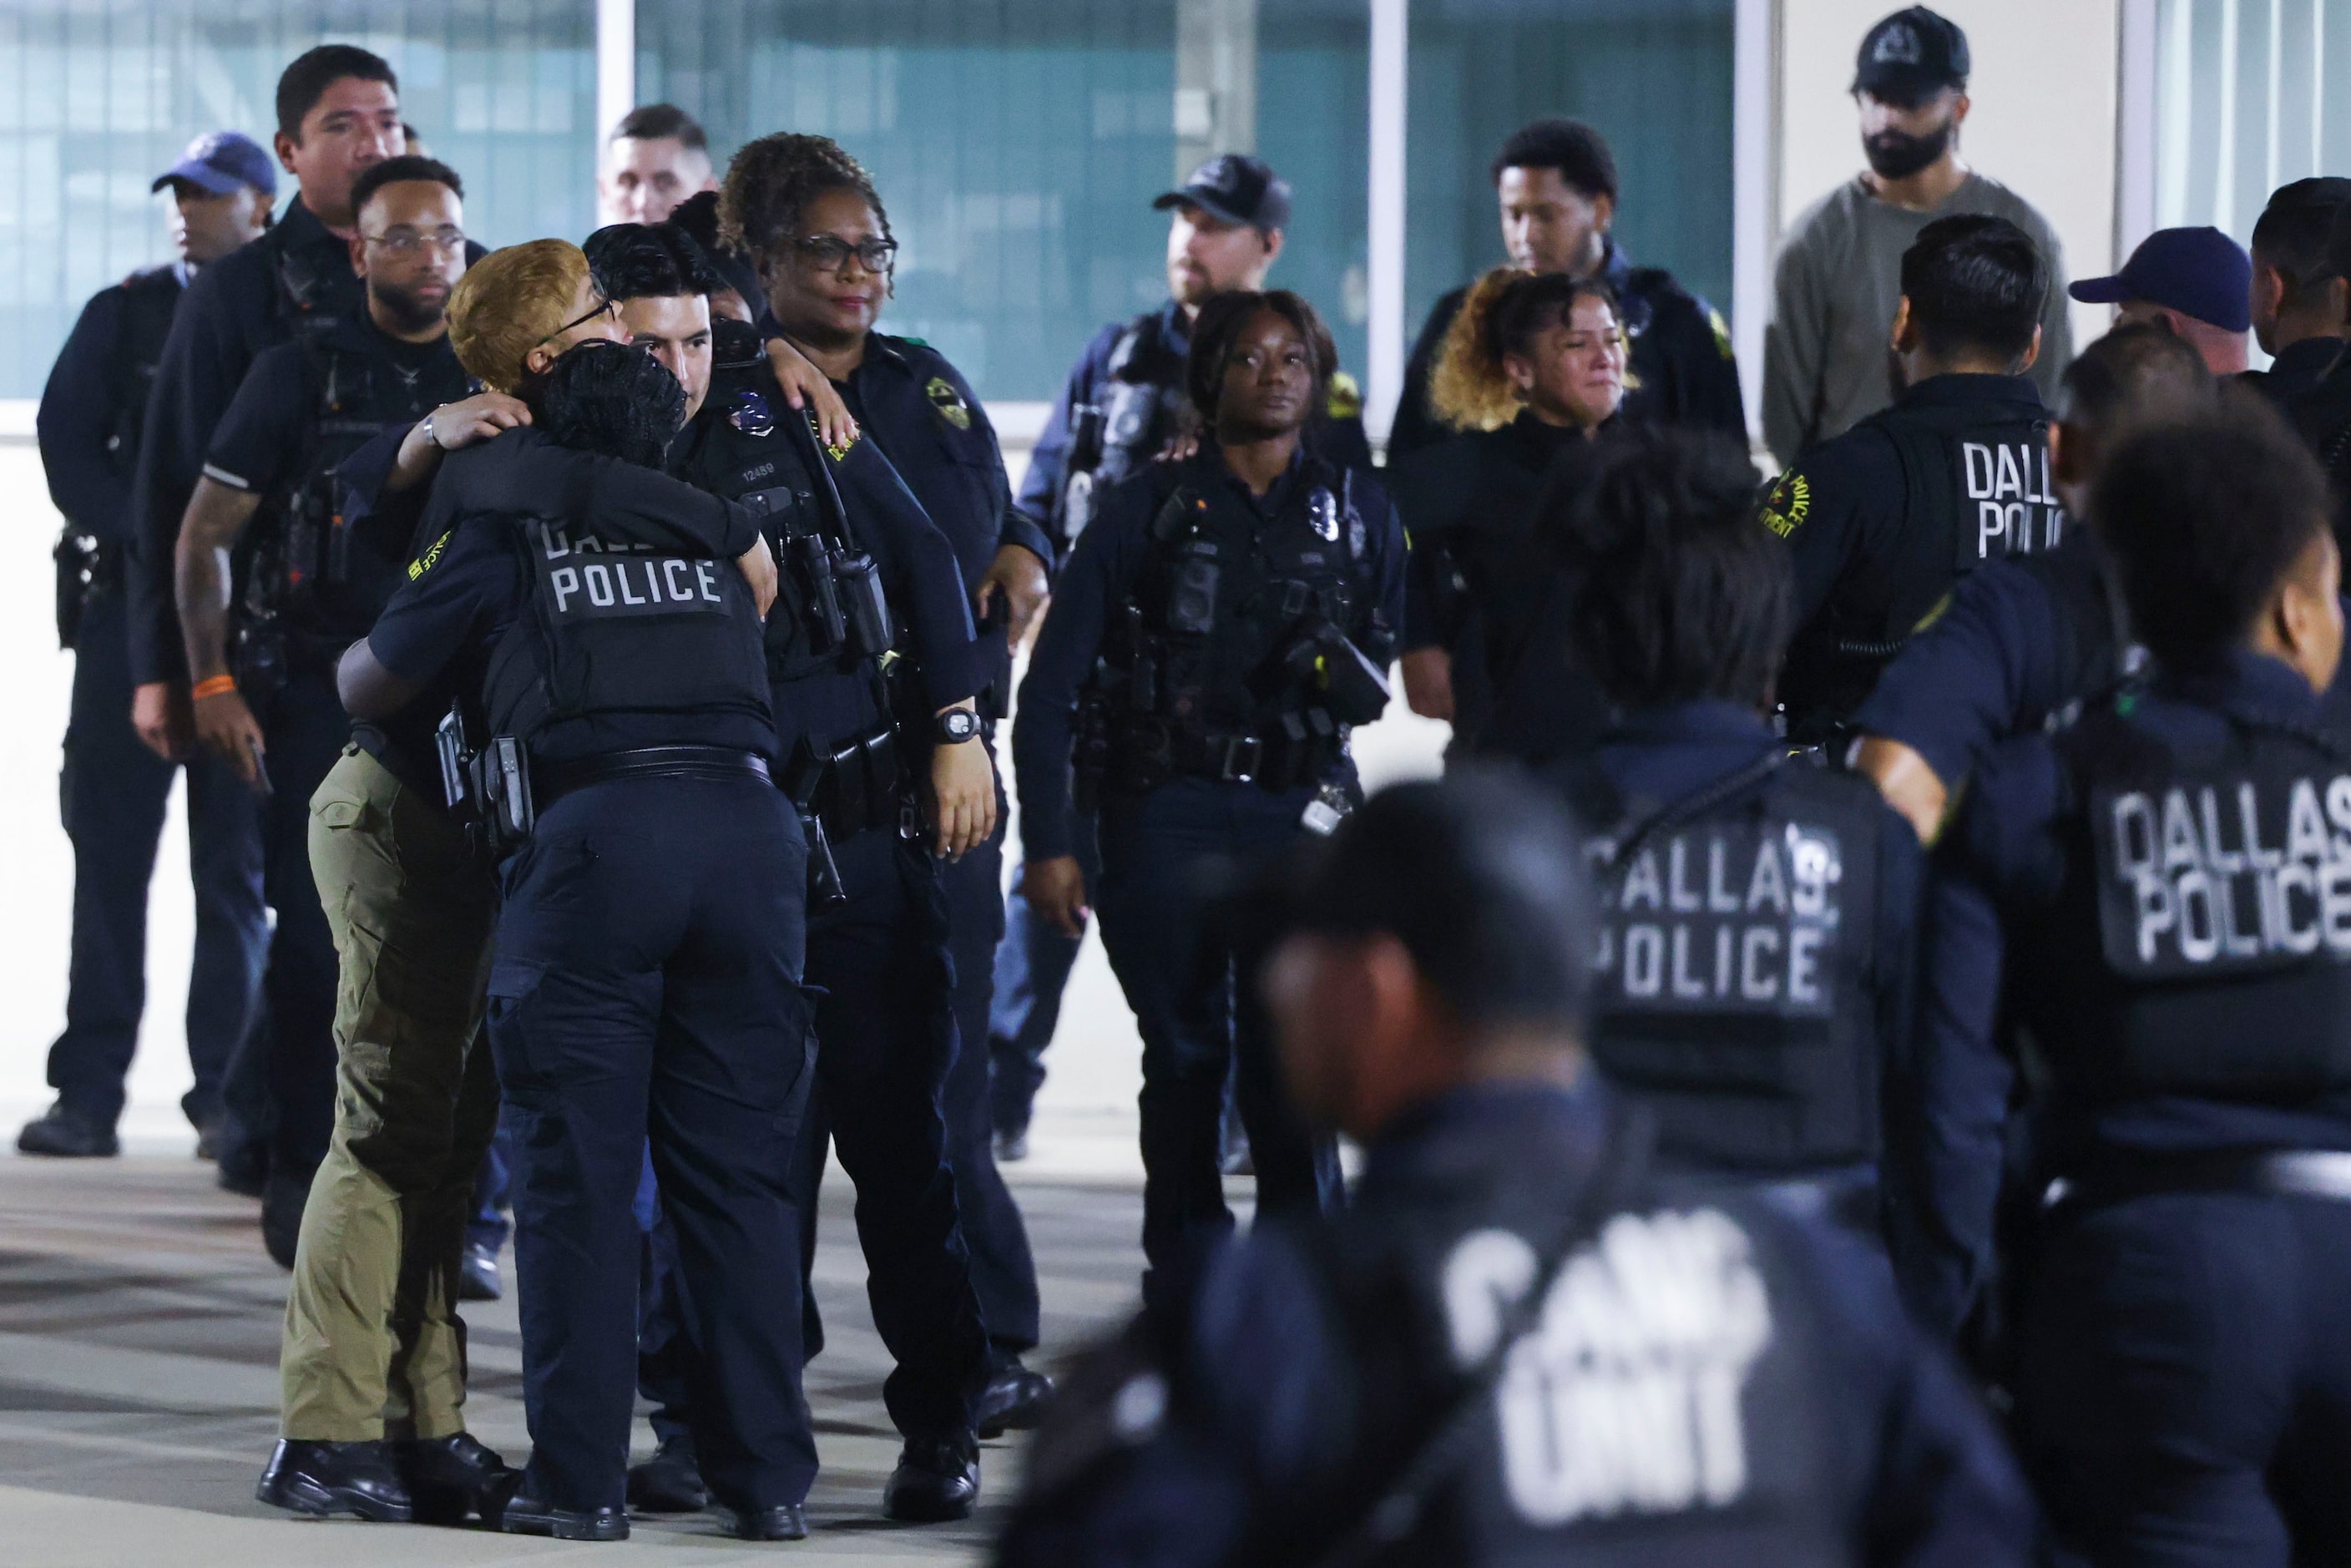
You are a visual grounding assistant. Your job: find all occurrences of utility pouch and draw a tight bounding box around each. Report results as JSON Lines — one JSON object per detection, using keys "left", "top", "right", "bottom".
{"left": 1282, "top": 620, "right": 1391, "bottom": 727}
{"left": 793, "top": 533, "right": 847, "bottom": 650}
{"left": 231, "top": 618, "right": 289, "bottom": 706}
{"left": 434, "top": 701, "right": 473, "bottom": 813}
{"left": 468, "top": 735, "right": 534, "bottom": 857}
{"left": 835, "top": 550, "right": 893, "bottom": 658}
{"left": 53, "top": 530, "right": 99, "bottom": 650}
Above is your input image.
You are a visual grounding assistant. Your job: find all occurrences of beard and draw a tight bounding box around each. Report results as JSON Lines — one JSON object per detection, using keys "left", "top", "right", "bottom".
{"left": 370, "top": 277, "right": 447, "bottom": 336}
{"left": 1863, "top": 119, "right": 1954, "bottom": 181}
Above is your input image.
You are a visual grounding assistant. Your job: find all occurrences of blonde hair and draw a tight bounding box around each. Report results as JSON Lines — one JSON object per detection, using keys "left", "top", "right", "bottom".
{"left": 1428, "top": 266, "right": 1632, "bottom": 432}
{"left": 447, "top": 240, "right": 591, "bottom": 393}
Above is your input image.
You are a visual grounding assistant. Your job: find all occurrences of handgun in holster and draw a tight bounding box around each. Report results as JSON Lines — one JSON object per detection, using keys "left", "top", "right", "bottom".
{"left": 53, "top": 529, "right": 101, "bottom": 650}
{"left": 781, "top": 741, "right": 849, "bottom": 909}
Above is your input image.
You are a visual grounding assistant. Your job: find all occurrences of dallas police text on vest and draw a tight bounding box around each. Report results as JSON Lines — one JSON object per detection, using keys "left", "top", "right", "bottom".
{"left": 1588, "top": 824, "right": 1844, "bottom": 1013}
{"left": 1964, "top": 438, "right": 2064, "bottom": 559}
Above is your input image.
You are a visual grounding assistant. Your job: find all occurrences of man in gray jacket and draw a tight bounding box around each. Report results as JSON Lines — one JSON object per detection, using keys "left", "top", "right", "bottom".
{"left": 1763, "top": 6, "right": 2071, "bottom": 467}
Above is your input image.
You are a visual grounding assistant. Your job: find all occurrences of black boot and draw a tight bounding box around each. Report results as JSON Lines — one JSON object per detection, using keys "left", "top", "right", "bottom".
{"left": 397, "top": 1432, "right": 512, "bottom": 1524}
{"left": 458, "top": 1240, "right": 503, "bottom": 1302}
{"left": 255, "top": 1438, "right": 413, "bottom": 1521}
{"left": 625, "top": 1433, "right": 709, "bottom": 1513}
{"left": 721, "top": 1503, "right": 810, "bottom": 1540}
{"left": 975, "top": 1359, "right": 1055, "bottom": 1439}
{"left": 883, "top": 1433, "right": 980, "bottom": 1522}
{"left": 16, "top": 1103, "right": 119, "bottom": 1158}
{"left": 490, "top": 1473, "right": 629, "bottom": 1541}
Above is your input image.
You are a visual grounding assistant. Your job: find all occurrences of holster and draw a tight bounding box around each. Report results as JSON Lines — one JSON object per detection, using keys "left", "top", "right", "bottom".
{"left": 53, "top": 530, "right": 114, "bottom": 650}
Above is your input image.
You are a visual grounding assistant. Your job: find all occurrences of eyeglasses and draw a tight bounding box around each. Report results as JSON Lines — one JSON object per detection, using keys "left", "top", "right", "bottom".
{"left": 361, "top": 226, "right": 468, "bottom": 256}
{"left": 534, "top": 295, "right": 617, "bottom": 348}
{"left": 794, "top": 234, "right": 898, "bottom": 275}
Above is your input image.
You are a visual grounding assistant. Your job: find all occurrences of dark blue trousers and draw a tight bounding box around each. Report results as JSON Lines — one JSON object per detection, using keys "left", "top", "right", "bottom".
{"left": 488, "top": 775, "right": 815, "bottom": 1515}
{"left": 1093, "top": 777, "right": 1343, "bottom": 1314}
{"left": 2018, "top": 1189, "right": 2351, "bottom": 1565}
{"left": 48, "top": 587, "right": 265, "bottom": 1129}
{"left": 940, "top": 765, "right": 1042, "bottom": 1363}
{"left": 986, "top": 814, "right": 1100, "bottom": 1139}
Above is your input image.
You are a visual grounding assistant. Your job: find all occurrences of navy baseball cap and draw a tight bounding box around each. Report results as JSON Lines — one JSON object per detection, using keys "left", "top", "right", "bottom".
{"left": 152, "top": 131, "right": 278, "bottom": 200}
{"left": 1853, "top": 8, "right": 1970, "bottom": 106}
{"left": 1154, "top": 154, "right": 1292, "bottom": 233}
{"left": 2070, "top": 227, "right": 2253, "bottom": 333}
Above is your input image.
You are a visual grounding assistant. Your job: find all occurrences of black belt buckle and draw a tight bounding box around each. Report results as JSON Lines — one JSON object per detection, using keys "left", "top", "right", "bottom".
{"left": 1217, "top": 733, "right": 1261, "bottom": 784}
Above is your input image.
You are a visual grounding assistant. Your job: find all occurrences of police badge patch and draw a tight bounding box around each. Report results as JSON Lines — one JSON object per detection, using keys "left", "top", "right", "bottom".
{"left": 927, "top": 376, "right": 972, "bottom": 430}
{"left": 1761, "top": 473, "right": 1811, "bottom": 539}
{"left": 730, "top": 388, "right": 776, "bottom": 438}
{"left": 1307, "top": 487, "right": 1341, "bottom": 543}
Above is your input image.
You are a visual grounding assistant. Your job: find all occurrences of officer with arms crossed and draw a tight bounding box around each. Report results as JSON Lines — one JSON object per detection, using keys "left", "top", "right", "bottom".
{"left": 995, "top": 154, "right": 1371, "bottom": 1162}
{"left": 21, "top": 131, "right": 276, "bottom": 1160}
{"left": 339, "top": 341, "right": 816, "bottom": 1545}
{"left": 1015, "top": 290, "right": 1406, "bottom": 1315}
{"left": 723, "top": 132, "right": 1059, "bottom": 1464}
{"left": 1917, "top": 398, "right": 2351, "bottom": 1562}
{"left": 173, "top": 156, "right": 478, "bottom": 1263}
{"left": 1389, "top": 118, "right": 1743, "bottom": 461}
{"left": 998, "top": 772, "right": 2037, "bottom": 1566}
{"left": 1768, "top": 214, "right": 2059, "bottom": 744}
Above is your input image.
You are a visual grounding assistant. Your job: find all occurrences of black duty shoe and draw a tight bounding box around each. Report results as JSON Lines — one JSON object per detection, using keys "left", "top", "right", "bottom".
{"left": 458, "top": 1241, "right": 503, "bottom": 1302}
{"left": 720, "top": 1503, "right": 809, "bottom": 1540}
{"left": 993, "top": 1126, "right": 1029, "bottom": 1163}
{"left": 216, "top": 1146, "right": 267, "bottom": 1197}
{"left": 260, "top": 1166, "right": 310, "bottom": 1269}
{"left": 397, "top": 1432, "right": 512, "bottom": 1525}
{"left": 883, "top": 1434, "right": 980, "bottom": 1522}
{"left": 17, "top": 1104, "right": 119, "bottom": 1158}
{"left": 625, "top": 1434, "right": 709, "bottom": 1513}
{"left": 975, "top": 1361, "right": 1055, "bottom": 1439}
{"left": 490, "top": 1474, "right": 629, "bottom": 1541}
{"left": 255, "top": 1438, "right": 415, "bottom": 1521}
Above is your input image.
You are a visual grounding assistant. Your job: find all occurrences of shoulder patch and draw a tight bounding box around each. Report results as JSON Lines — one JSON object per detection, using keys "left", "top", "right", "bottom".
{"left": 407, "top": 530, "right": 453, "bottom": 580}
{"left": 926, "top": 375, "right": 972, "bottom": 431}
{"left": 1708, "top": 306, "right": 1734, "bottom": 361}
{"left": 1327, "top": 369, "right": 1363, "bottom": 420}
{"left": 806, "top": 407, "right": 857, "bottom": 462}
{"left": 1760, "top": 472, "right": 1811, "bottom": 539}
{"left": 897, "top": 336, "right": 929, "bottom": 348}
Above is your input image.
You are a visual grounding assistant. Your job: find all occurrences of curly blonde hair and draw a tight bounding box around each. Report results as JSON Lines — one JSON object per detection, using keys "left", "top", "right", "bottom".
{"left": 447, "top": 239, "right": 590, "bottom": 393}
{"left": 1428, "top": 266, "right": 1631, "bottom": 432}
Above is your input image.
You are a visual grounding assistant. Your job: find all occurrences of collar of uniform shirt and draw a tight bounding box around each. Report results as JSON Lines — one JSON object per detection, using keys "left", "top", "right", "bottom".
{"left": 1350, "top": 1078, "right": 1607, "bottom": 1206}
{"left": 1605, "top": 698, "right": 1776, "bottom": 748}
{"left": 2153, "top": 644, "right": 2333, "bottom": 726}
{"left": 1894, "top": 370, "right": 2044, "bottom": 411}
{"left": 1209, "top": 442, "right": 1305, "bottom": 519}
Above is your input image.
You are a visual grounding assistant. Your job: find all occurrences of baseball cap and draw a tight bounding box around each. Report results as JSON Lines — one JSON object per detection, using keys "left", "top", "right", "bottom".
{"left": 2070, "top": 227, "right": 2254, "bottom": 333}
{"left": 1153, "top": 154, "right": 1292, "bottom": 233}
{"left": 151, "top": 131, "right": 279, "bottom": 200}
{"left": 1853, "top": 8, "right": 1970, "bottom": 106}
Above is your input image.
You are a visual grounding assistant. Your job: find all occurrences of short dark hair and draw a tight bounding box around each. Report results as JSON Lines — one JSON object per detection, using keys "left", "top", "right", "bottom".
{"left": 1489, "top": 118, "right": 1618, "bottom": 203}
{"left": 1899, "top": 213, "right": 2046, "bottom": 364}
{"left": 667, "top": 190, "right": 768, "bottom": 312}
{"left": 1285, "top": 773, "right": 1595, "bottom": 1032}
{"left": 2252, "top": 177, "right": 2351, "bottom": 299}
{"left": 539, "top": 339, "right": 687, "bottom": 470}
{"left": 1184, "top": 289, "right": 1337, "bottom": 426}
{"left": 584, "top": 221, "right": 721, "bottom": 302}
{"left": 2051, "top": 322, "right": 2214, "bottom": 477}
{"left": 613, "top": 103, "right": 708, "bottom": 154}
{"left": 1567, "top": 426, "right": 1792, "bottom": 710}
{"left": 2096, "top": 394, "right": 2333, "bottom": 672}
{"left": 349, "top": 155, "right": 463, "bottom": 221}
{"left": 276, "top": 45, "right": 397, "bottom": 143}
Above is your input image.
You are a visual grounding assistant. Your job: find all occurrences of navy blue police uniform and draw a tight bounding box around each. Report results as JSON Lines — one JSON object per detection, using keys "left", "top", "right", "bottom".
{"left": 364, "top": 492, "right": 814, "bottom": 1528}
{"left": 2283, "top": 354, "right": 2351, "bottom": 555}
{"left": 1014, "top": 445, "right": 1405, "bottom": 1312}
{"left": 1769, "top": 372, "right": 2065, "bottom": 744}
{"left": 2243, "top": 336, "right": 2344, "bottom": 409}
{"left": 31, "top": 262, "right": 265, "bottom": 1147}
{"left": 1387, "top": 239, "right": 1746, "bottom": 461}
{"left": 1917, "top": 651, "right": 2351, "bottom": 1560}
{"left": 824, "top": 326, "right": 1049, "bottom": 1383}
{"left": 672, "top": 321, "right": 993, "bottom": 1454}
{"left": 999, "top": 1080, "right": 2039, "bottom": 1566}
{"left": 1545, "top": 702, "right": 1923, "bottom": 1237}
{"left": 197, "top": 311, "right": 471, "bottom": 1190}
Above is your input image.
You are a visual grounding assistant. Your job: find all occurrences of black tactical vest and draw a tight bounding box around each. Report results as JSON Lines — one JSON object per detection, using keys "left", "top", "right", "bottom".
{"left": 2027, "top": 706, "right": 2351, "bottom": 1103}
{"left": 479, "top": 516, "right": 773, "bottom": 761}
{"left": 1101, "top": 454, "right": 1388, "bottom": 795}
{"left": 1562, "top": 754, "right": 1887, "bottom": 1171}
{"left": 1057, "top": 312, "right": 1190, "bottom": 544}
{"left": 104, "top": 267, "right": 182, "bottom": 485}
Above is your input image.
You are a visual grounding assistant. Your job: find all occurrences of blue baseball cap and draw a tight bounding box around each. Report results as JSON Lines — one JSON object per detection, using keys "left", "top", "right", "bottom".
{"left": 151, "top": 131, "right": 279, "bottom": 200}
{"left": 2069, "top": 226, "right": 2252, "bottom": 333}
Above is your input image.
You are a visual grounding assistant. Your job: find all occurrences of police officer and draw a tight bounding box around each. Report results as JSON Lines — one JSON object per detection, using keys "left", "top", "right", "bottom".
{"left": 606, "top": 205, "right": 1004, "bottom": 1519}
{"left": 997, "top": 151, "right": 1373, "bottom": 1159}
{"left": 998, "top": 773, "right": 2037, "bottom": 1565}
{"left": 1847, "top": 326, "right": 2217, "bottom": 842}
{"left": 1537, "top": 428, "right": 1921, "bottom": 1241}
{"left": 2283, "top": 201, "right": 2351, "bottom": 553}
{"left": 1392, "top": 266, "right": 1626, "bottom": 757}
{"left": 1388, "top": 117, "right": 1744, "bottom": 461}
{"left": 2245, "top": 180, "right": 2351, "bottom": 407}
{"left": 20, "top": 132, "right": 275, "bottom": 1161}
{"left": 1917, "top": 400, "right": 2351, "bottom": 1560}
{"left": 721, "top": 133, "right": 1057, "bottom": 1445}
{"left": 1769, "top": 213, "right": 2060, "bottom": 744}
{"left": 171, "top": 156, "right": 476, "bottom": 1262}
{"left": 336, "top": 341, "right": 813, "bottom": 1544}
{"left": 1014, "top": 289, "right": 1406, "bottom": 1314}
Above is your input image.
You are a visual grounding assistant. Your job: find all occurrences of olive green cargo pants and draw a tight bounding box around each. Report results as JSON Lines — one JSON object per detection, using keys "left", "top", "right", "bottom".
{"left": 281, "top": 746, "right": 499, "bottom": 1439}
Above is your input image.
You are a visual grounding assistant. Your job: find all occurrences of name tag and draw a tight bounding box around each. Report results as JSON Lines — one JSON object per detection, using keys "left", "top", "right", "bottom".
{"left": 1589, "top": 822, "right": 1845, "bottom": 1019}
{"left": 1955, "top": 438, "right": 2065, "bottom": 565}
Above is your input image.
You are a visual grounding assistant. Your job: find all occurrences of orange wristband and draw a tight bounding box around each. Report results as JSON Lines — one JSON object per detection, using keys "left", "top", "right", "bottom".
{"left": 191, "top": 675, "right": 237, "bottom": 701}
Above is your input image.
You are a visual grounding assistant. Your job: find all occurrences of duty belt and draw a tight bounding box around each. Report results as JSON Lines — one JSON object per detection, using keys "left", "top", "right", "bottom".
{"left": 2045, "top": 1148, "right": 2351, "bottom": 1211}
{"left": 780, "top": 725, "right": 908, "bottom": 844}
{"left": 1167, "top": 726, "right": 1265, "bottom": 783}
{"left": 538, "top": 746, "right": 772, "bottom": 806}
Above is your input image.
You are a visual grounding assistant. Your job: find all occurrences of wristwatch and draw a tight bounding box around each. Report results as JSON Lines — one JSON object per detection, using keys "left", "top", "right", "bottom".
{"left": 936, "top": 708, "right": 983, "bottom": 744}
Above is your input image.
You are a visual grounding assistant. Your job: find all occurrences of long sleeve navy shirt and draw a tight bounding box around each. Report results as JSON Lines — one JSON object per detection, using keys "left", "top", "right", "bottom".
{"left": 38, "top": 266, "right": 183, "bottom": 542}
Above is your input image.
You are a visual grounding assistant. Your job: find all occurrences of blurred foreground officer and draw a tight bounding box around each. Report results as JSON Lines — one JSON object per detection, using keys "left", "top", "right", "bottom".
{"left": 1014, "top": 291, "right": 1404, "bottom": 1314}
{"left": 22, "top": 132, "right": 274, "bottom": 1159}
{"left": 1919, "top": 402, "right": 2351, "bottom": 1561}
{"left": 1771, "top": 214, "right": 2058, "bottom": 742}
{"left": 998, "top": 773, "right": 2037, "bottom": 1566}
{"left": 339, "top": 343, "right": 813, "bottom": 1543}
{"left": 2244, "top": 180, "right": 2351, "bottom": 407}
{"left": 1547, "top": 428, "right": 1922, "bottom": 1227}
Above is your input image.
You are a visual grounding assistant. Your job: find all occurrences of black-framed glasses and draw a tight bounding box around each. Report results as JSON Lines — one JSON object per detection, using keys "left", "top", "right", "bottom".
{"left": 361, "top": 225, "right": 467, "bottom": 256}
{"left": 535, "top": 295, "right": 616, "bottom": 348}
{"left": 795, "top": 234, "right": 897, "bottom": 275}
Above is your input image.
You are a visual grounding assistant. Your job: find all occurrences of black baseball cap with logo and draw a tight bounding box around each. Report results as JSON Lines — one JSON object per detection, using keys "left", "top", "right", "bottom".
{"left": 1853, "top": 7, "right": 1970, "bottom": 107}
{"left": 1153, "top": 154, "right": 1292, "bottom": 234}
